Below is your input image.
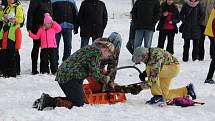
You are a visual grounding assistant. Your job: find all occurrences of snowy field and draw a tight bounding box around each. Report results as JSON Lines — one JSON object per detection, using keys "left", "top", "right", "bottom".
{"left": 0, "top": 0, "right": 215, "bottom": 121}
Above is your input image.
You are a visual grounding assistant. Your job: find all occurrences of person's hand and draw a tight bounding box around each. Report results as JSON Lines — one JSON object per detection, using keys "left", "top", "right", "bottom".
{"left": 108, "top": 81, "right": 115, "bottom": 89}
{"left": 106, "top": 76, "right": 111, "bottom": 83}
{"left": 168, "top": 21, "right": 172, "bottom": 24}
{"left": 28, "top": 31, "right": 31, "bottom": 36}
{"left": 163, "top": 11, "right": 168, "bottom": 16}
{"left": 139, "top": 70, "right": 147, "bottom": 82}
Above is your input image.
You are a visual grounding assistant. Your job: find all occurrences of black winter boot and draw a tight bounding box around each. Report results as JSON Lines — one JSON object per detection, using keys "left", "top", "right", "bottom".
{"left": 37, "top": 93, "right": 57, "bottom": 111}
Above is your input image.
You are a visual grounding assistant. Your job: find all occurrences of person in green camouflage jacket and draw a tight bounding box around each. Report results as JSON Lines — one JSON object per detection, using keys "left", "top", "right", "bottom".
{"left": 85, "top": 32, "right": 122, "bottom": 92}
{"left": 132, "top": 47, "right": 197, "bottom": 105}
{"left": 33, "top": 41, "right": 115, "bottom": 111}
{"left": 95, "top": 32, "right": 122, "bottom": 82}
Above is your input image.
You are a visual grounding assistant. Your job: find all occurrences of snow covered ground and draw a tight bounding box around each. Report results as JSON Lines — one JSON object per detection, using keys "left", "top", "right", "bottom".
{"left": 0, "top": 0, "right": 215, "bottom": 121}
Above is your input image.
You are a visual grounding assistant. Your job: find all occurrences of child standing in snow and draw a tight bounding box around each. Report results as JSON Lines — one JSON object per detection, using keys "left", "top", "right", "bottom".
{"left": 204, "top": 7, "right": 215, "bottom": 84}
{"left": 0, "top": 12, "right": 22, "bottom": 77}
{"left": 28, "top": 13, "right": 61, "bottom": 74}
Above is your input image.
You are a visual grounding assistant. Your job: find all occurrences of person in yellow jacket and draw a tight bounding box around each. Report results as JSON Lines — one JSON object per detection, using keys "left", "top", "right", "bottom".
{"left": 132, "top": 47, "right": 197, "bottom": 105}
{"left": 199, "top": 0, "right": 215, "bottom": 60}
{"left": 3, "top": 0, "right": 23, "bottom": 27}
{"left": 0, "top": 0, "right": 7, "bottom": 28}
{"left": 204, "top": 7, "right": 215, "bottom": 84}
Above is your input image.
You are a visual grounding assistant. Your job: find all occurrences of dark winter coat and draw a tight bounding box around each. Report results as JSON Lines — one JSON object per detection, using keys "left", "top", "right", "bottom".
{"left": 55, "top": 45, "right": 108, "bottom": 84}
{"left": 131, "top": 0, "right": 161, "bottom": 31}
{"left": 26, "top": 0, "right": 53, "bottom": 33}
{"left": 156, "top": 2, "right": 180, "bottom": 33}
{"left": 180, "top": 1, "right": 202, "bottom": 40}
{"left": 51, "top": 0, "right": 78, "bottom": 28}
{"left": 78, "top": 0, "right": 108, "bottom": 38}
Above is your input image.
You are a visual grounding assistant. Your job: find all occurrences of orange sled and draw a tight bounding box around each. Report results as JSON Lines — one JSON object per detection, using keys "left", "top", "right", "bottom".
{"left": 83, "top": 83, "right": 127, "bottom": 104}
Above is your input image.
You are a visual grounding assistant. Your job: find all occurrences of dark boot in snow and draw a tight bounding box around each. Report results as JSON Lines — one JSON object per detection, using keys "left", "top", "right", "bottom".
{"left": 186, "top": 83, "right": 196, "bottom": 100}
{"left": 37, "top": 93, "right": 57, "bottom": 111}
{"left": 32, "top": 98, "right": 40, "bottom": 108}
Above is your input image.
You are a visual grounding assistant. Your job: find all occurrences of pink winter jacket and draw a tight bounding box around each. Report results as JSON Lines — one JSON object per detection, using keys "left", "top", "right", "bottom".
{"left": 29, "top": 21, "right": 61, "bottom": 49}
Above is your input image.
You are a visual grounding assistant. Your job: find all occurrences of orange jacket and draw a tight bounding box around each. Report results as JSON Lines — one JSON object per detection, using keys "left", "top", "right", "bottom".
{"left": 1, "top": 27, "right": 22, "bottom": 49}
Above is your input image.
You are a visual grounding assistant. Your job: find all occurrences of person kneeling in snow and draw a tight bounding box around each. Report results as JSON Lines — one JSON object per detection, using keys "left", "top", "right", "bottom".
{"left": 86, "top": 32, "right": 122, "bottom": 92}
{"left": 33, "top": 41, "right": 115, "bottom": 110}
{"left": 132, "top": 47, "right": 197, "bottom": 105}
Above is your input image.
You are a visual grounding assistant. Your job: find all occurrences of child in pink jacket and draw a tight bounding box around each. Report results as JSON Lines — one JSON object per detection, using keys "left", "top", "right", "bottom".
{"left": 29, "top": 13, "right": 61, "bottom": 74}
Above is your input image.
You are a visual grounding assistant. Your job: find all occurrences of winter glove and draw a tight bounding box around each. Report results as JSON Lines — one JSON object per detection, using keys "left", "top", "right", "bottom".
{"left": 139, "top": 70, "right": 147, "bottom": 82}
{"left": 102, "top": 76, "right": 112, "bottom": 92}
{"left": 130, "top": 84, "right": 142, "bottom": 95}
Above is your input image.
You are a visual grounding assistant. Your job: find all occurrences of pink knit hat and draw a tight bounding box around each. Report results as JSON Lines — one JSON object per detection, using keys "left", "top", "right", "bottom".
{"left": 44, "top": 13, "right": 53, "bottom": 24}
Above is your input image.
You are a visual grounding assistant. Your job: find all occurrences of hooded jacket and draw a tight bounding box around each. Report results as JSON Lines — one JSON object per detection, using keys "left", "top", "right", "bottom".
{"left": 4, "top": 1, "right": 24, "bottom": 27}
{"left": 29, "top": 21, "right": 61, "bottom": 49}
{"left": 132, "top": 47, "right": 179, "bottom": 86}
{"left": 0, "top": 22, "right": 22, "bottom": 50}
{"left": 55, "top": 45, "right": 108, "bottom": 84}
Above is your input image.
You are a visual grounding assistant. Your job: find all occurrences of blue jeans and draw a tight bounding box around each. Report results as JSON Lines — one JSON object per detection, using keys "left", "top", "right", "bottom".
{"left": 80, "top": 37, "right": 97, "bottom": 48}
{"left": 134, "top": 29, "right": 154, "bottom": 49}
{"left": 56, "top": 28, "right": 72, "bottom": 62}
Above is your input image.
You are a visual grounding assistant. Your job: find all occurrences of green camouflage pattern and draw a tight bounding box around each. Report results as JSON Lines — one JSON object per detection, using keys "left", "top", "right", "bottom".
{"left": 55, "top": 45, "right": 107, "bottom": 84}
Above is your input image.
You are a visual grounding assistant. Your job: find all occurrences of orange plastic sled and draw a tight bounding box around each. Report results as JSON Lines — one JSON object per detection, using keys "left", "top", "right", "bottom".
{"left": 83, "top": 79, "right": 127, "bottom": 104}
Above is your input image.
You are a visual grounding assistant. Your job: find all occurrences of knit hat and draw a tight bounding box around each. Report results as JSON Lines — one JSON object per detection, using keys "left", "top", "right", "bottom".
{"left": 44, "top": 13, "right": 53, "bottom": 24}
{"left": 7, "top": 12, "right": 15, "bottom": 19}
{"left": 107, "top": 32, "right": 122, "bottom": 49}
{"left": 132, "top": 47, "right": 149, "bottom": 64}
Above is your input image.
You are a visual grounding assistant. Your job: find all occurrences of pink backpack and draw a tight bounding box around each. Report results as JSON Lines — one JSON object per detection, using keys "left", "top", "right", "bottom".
{"left": 167, "top": 96, "right": 204, "bottom": 107}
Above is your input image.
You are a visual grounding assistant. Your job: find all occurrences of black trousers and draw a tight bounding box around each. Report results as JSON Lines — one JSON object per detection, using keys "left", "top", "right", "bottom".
{"left": 16, "top": 50, "right": 20, "bottom": 75}
{"left": 206, "top": 40, "right": 215, "bottom": 80}
{"left": 183, "top": 39, "right": 199, "bottom": 61}
{"left": 31, "top": 40, "right": 41, "bottom": 73}
{"left": 199, "top": 25, "right": 215, "bottom": 60}
{"left": 58, "top": 79, "right": 84, "bottom": 107}
{"left": 157, "top": 30, "right": 175, "bottom": 54}
{"left": 40, "top": 48, "right": 58, "bottom": 74}
{"left": 0, "top": 49, "right": 17, "bottom": 77}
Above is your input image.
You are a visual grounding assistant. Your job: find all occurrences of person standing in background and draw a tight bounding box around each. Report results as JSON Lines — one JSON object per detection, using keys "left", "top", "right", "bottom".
{"left": 4, "top": 0, "right": 24, "bottom": 75}
{"left": 78, "top": 0, "right": 108, "bottom": 48}
{"left": 131, "top": 0, "right": 160, "bottom": 49}
{"left": 51, "top": 0, "right": 78, "bottom": 64}
{"left": 180, "top": 0, "right": 202, "bottom": 62}
{"left": 204, "top": 7, "right": 215, "bottom": 84}
{"left": 156, "top": 0, "right": 180, "bottom": 55}
{"left": 199, "top": 0, "right": 215, "bottom": 61}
